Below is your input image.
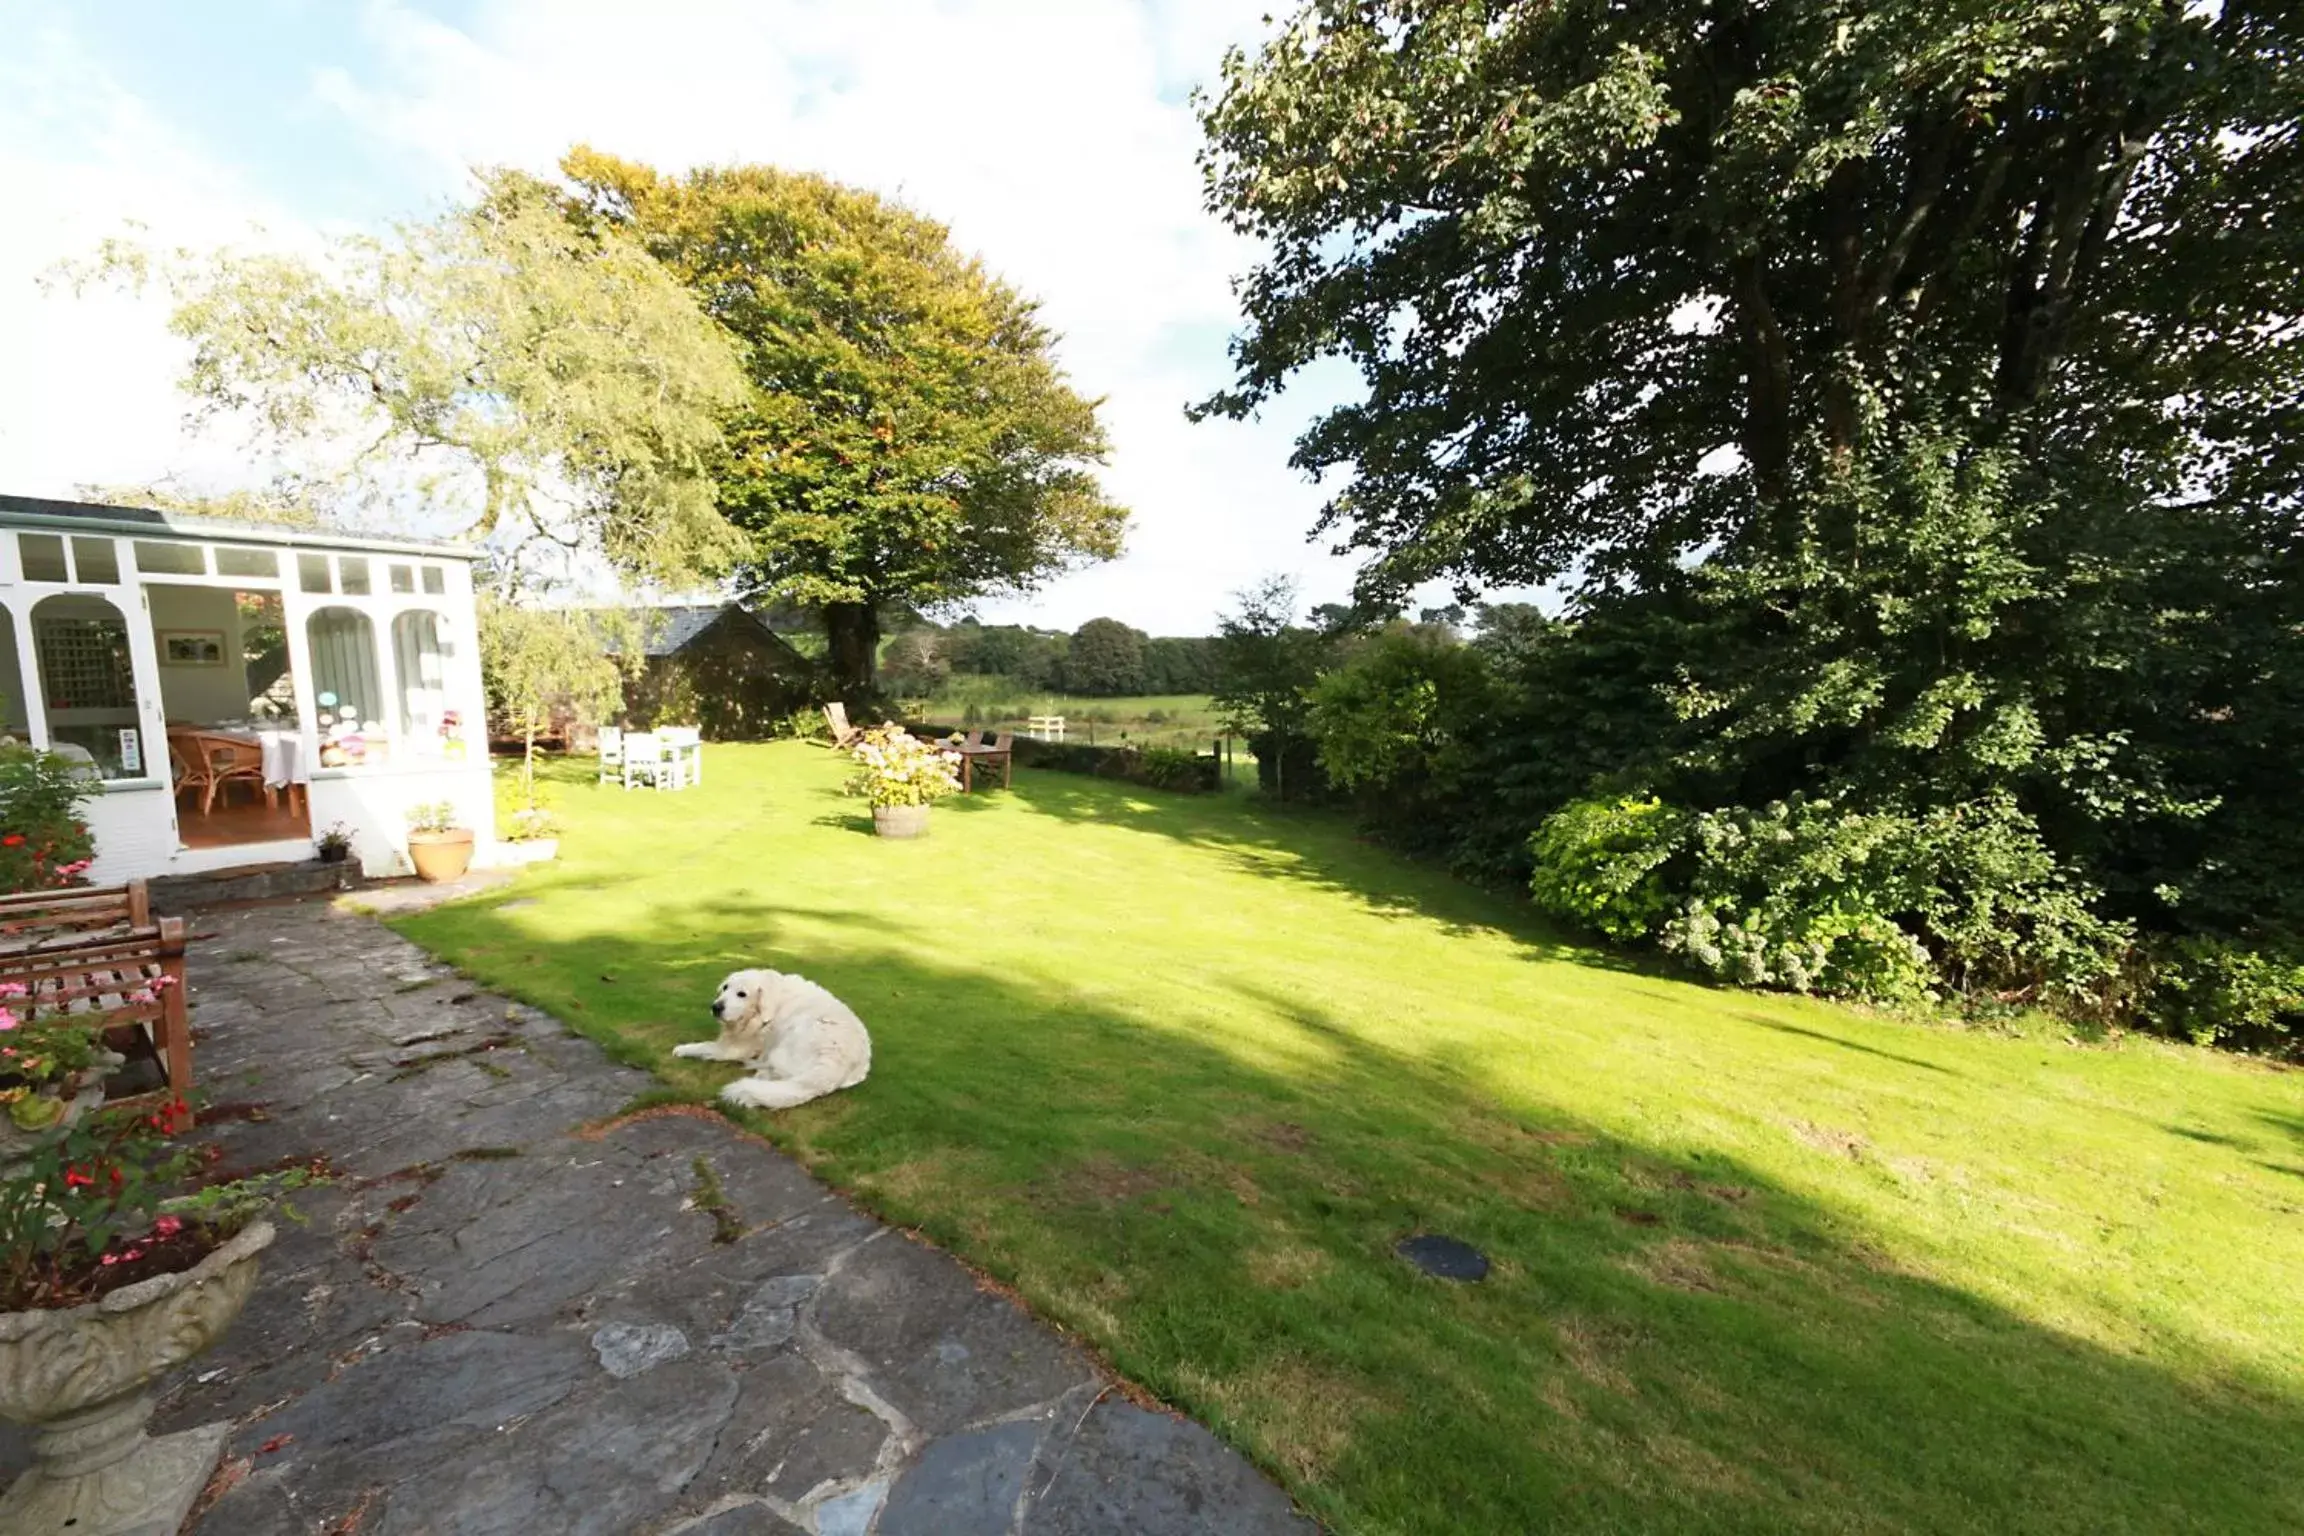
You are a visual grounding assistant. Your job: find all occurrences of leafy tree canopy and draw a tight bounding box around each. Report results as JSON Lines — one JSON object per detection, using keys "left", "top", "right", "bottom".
{"left": 1198, "top": 0, "right": 2302, "bottom": 601}
{"left": 1065, "top": 617, "right": 1149, "bottom": 696}
{"left": 560, "top": 149, "right": 1130, "bottom": 698}
{"left": 478, "top": 598, "right": 632, "bottom": 803}
{"left": 74, "top": 170, "right": 752, "bottom": 589}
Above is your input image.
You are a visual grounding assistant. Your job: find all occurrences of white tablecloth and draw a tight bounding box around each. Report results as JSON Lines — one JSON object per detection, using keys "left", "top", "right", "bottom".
{"left": 212, "top": 729, "right": 306, "bottom": 789}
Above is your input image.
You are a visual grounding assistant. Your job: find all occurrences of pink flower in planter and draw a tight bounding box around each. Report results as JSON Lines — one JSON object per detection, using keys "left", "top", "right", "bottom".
{"left": 0, "top": 1008, "right": 17, "bottom": 1032}
{"left": 0, "top": 982, "right": 25, "bottom": 998}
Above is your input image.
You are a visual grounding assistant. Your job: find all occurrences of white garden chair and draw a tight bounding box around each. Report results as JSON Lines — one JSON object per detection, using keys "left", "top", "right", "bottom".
{"left": 659, "top": 725, "right": 702, "bottom": 786}
{"left": 597, "top": 725, "right": 625, "bottom": 785}
{"left": 620, "top": 731, "right": 677, "bottom": 791}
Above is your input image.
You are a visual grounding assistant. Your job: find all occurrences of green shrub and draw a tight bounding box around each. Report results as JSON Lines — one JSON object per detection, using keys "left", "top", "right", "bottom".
{"left": 2149, "top": 937, "right": 2304, "bottom": 1049}
{"left": 1529, "top": 795, "right": 1690, "bottom": 942}
{"left": 0, "top": 745, "right": 95, "bottom": 893}
{"left": 1002, "top": 735, "right": 1217, "bottom": 793}
{"left": 763, "top": 707, "right": 828, "bottom": 741}
{"left": 1137, "top": 746, "right": 1202, "bottom": 790}
{"left": 1651, "top": 793, "right": 2121, "bottom": 1007}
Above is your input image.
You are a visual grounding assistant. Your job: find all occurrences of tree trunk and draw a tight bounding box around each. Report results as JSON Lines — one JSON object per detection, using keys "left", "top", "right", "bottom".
{"left": 824, "top": 602, "right": 882, "bottom": 705}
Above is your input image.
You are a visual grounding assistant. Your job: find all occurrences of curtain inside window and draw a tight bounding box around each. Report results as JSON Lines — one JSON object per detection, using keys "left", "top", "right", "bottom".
{"left": 392, "top": 611, "right": 448, "bottom": 744}
{"left": 306, "top": 609, "right": 381, "bottom": 729}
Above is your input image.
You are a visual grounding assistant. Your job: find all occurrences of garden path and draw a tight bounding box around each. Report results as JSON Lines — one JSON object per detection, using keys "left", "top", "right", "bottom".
{"left": 0, "top": 896, "right": 1314, "bottom": 1536}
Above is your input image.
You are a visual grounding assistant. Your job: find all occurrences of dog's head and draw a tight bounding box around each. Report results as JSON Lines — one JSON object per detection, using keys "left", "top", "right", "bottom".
{"left": 710, "top": 969, "right": 781, "bottom": 1029}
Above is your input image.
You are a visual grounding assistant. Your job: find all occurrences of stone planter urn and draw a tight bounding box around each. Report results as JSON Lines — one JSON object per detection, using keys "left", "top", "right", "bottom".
{"left": 407, "top": 827, "right": 476, "bottom": 883}
{"left": 872, "top": 803, "right": 931, "bottom": 839}
{"left": 0, "top": 1219, "right": 275, "bottom": 1536}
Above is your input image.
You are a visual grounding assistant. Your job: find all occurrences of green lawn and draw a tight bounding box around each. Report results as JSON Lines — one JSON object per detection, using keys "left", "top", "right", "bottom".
{"left": 394, "top": 745, "right": 2304, "bottom": 1535}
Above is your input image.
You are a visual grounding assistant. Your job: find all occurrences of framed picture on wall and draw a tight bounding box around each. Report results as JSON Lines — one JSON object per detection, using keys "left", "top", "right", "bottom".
{"left": 159, "top": 630, "right": 228, "bottom": 666}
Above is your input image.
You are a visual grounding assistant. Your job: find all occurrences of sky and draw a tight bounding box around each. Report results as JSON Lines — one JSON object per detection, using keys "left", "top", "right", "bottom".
{"left": 0, "top": 0, "right": 1404, "bottom": 637}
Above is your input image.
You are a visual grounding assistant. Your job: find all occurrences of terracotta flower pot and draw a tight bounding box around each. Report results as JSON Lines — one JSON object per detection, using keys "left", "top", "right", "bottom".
{"left": 872, "top": 803, "right": 931, "bottom": 839}
{"left": 0, "top": 1220, "right": 274, "bottom": 1536}
{"left": 407, "top": 828, "right": 475, "bottom": 883}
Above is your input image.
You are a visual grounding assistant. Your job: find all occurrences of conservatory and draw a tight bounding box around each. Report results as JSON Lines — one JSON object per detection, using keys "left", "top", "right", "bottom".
{"left": 0, "top": 493, "right": 497, "bottom": 881}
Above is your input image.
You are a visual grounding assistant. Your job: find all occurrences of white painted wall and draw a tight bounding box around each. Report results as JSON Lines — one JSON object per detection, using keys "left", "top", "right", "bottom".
{"left": 82, "top": 783, "right": 177, "bottom": 885}
{"left": 147, "top": 583, "right": 249, "bottom": 723}
{"left": 308, "top": 760, "right": 498, "bottom": 877}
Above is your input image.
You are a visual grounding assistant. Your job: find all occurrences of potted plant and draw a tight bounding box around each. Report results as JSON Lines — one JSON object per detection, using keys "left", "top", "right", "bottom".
{"left": 499, "top": 800, "right": 561, "bottom": 866}
{"left": 0, "top": 977, "right": 139, "bottom": 1173}
{"left": 404, "top": 800, "right": 474, "bottom": 883}
{"left": 0, "top": 1089, "right": 316, "bottom": 1536}
{"left": 315, "top": 822, "right": 356, "bottom": 865}
{"left": 845, "top": 725, "right": 962, "bottom": 838}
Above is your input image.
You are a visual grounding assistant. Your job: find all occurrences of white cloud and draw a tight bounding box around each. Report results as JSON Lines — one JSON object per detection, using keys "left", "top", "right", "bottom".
{"left": 0, "top": 24, "right": 295, "bottom": 502}
{"left": 2, "top": 1, "right": 1383, "bottom": 635}
{"left": 308, "top": 0, "right": 1361, "bottom": 632}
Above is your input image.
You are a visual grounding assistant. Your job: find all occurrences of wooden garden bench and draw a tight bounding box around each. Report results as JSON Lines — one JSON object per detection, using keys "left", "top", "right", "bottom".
{"left": 0, "top": 880, "right": 153, "bottom": 950}
{"left": 956, "top": 730, "right": 1014, "bottom": 791}
{"left": 0, "top": 919, "right": 194, "bottom": 1117}
{"left": 0, "top": 882, "right": 195, "bottom": 1118}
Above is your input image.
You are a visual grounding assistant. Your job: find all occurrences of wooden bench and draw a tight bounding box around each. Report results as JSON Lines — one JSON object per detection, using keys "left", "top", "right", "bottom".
{"left": 956, "top": 730, "right": 1014, "bottom": 791}
{"left": 0, "top": 882, "right": 194, "bottom": 1118}
{"left": 0, "top": 880, "right": 152, "bottom": 950}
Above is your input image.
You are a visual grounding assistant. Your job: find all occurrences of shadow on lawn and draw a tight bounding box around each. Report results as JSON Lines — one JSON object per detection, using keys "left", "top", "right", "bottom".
{"left": 1738, "top": 1015, "right": 1962, "bottom": 1077}
{"left": 395, "top": 887, "right": 2304, "bottom": 1536}
{"left": 996, "top": 770, "right": 1646, "bottom": 974}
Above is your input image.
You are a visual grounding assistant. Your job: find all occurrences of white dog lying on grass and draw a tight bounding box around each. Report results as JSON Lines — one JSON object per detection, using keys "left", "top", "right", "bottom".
{"left": 672, "top": 968, "right": 871, "bottom": 1111}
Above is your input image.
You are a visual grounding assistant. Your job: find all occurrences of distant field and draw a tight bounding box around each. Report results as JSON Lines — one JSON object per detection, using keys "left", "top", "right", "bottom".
{"left": 910, "top": 682, "right": 1226, "bottom": 748}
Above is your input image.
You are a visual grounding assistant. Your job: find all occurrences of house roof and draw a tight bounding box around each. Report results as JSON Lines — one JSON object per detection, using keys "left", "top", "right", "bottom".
{"left": 638, "top": 605, "right": 735, "bottom": 655}
{"left": 606, "top": 603, "right": 811, "bottom": 664}
{"left": 0, "top": 493, "right": 478, "bottom": 561}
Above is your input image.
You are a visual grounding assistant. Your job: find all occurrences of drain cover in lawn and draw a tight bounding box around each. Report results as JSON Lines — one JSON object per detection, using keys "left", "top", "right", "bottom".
{"left": 1395, "top": 1233, "right": 1489, "bottom": 1282}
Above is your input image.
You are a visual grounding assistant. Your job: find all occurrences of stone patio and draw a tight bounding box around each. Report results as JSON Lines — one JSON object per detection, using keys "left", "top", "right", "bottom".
{"left": 0, "top": 898, "right": 1316, "bottom": 1535}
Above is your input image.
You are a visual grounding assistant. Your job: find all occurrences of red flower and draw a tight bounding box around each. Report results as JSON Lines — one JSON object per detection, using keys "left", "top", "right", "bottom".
{"left": 1, "top": 835, "right": 21, "bottom": 848}
{"left": 63, "top": 1165, "right": 94, "bottom": 1188}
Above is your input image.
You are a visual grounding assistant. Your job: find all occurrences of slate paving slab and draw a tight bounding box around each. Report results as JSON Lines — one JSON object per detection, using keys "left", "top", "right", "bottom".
{"left": 0, "top": 898, "right": 1318, "bottom": 1534}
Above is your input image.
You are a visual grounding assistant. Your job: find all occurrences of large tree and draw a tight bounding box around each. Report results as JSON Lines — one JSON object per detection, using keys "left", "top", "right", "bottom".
{"left": 561, "top": 150, "right": 1129, "bottom": 701}
{"left": 1201, "top": 2, "right": 2304, "bottom": 1017}
{"left": 79, "top": 171, "right": 751, "bottom": 587}
{"left": 1063, "top": 618, "right": 1148, "bottom": 696}
{"left": 1197, "top": 0, "right": 2299, "bottom": 600}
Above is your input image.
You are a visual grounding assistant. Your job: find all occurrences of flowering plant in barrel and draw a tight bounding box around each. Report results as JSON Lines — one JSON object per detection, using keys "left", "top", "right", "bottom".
{"left": 845, "top": 725, "right": 963, "bottom": 809}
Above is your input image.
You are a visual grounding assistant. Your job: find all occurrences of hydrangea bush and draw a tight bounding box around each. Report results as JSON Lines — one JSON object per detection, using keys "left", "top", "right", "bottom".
{"left": 845, "top": 726, "right": 963, "bottom": 809}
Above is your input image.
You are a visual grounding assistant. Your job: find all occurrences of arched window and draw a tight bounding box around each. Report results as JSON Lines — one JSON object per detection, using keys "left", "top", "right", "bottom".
{"left": 307, "top": 607, "right": 383, "bottom": 765}
{"left": 31, "top": 594, "right": 143, "bottom": 779}
{"left": 0, "top": 602, "right": 27, "bottom": 743}
{"left": 392, "top": 610, "right": 452, "bottom": 751}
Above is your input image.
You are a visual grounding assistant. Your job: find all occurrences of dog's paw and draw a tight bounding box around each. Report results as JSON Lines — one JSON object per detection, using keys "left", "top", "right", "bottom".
{"left": 670, "top": 1042, "right": 715, "bottom": 1060}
